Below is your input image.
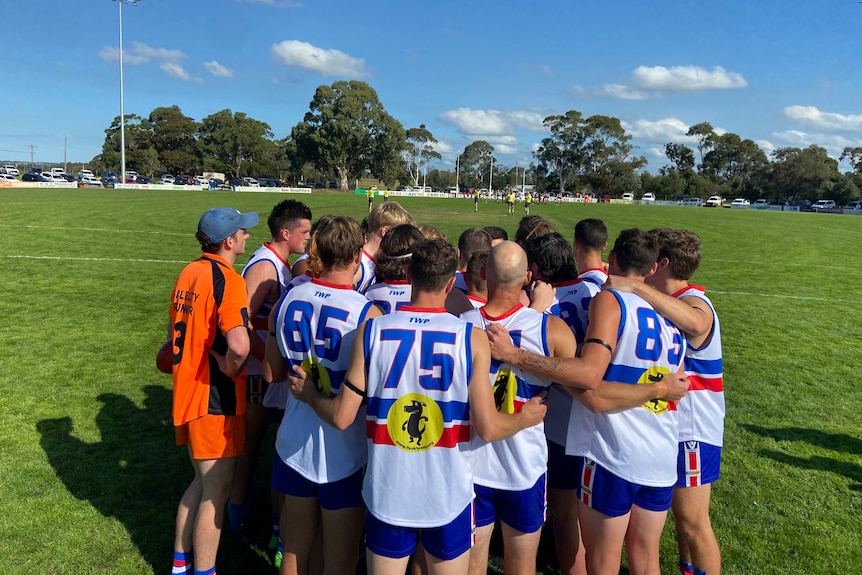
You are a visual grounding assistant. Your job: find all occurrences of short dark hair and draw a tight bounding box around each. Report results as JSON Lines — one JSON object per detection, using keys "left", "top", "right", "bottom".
{"left": 268, "top": 199, "right": 312, "bottom": 237}
{"left": 514, "top": 215, "right": 554, "bottom": 247}
{"left": 457, "top": 228, "right": 492, "bottom": 264}
{"left": 376, "top": 224, "right": 424, "bottom": 281}
{"left": 574, "top": 219, "right": 608, "bottom": 251}
{"left": 524, "top": 233, "right": 578, "bottom": 284}
{"left": 410, "top": 239, "right": 458, "bottom": 292}
{"left": 196, "top": 231, "right": 221, "bottom": 253}
{"left": 464, "top": 251, "right": 489, "bottom": 294}
{"left": 482, "top": 226, "right": 508, "bottom": 242}
{"left": 611, "top": 228, "right": 659, "bottom": 276}
{"left": 649, "top": 228, "right": 702, "bottom": 280}
{"left": 309, "top": 216, "right": 364, "bottom": 271}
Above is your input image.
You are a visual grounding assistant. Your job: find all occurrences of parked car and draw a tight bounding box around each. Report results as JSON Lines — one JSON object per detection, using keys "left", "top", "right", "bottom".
{"left": 137, "top": 175, "right": 154, "bottom": 184}
{"left": 674, "top": 194, "right": 689, "bottom": 204}
{"left": 23, "top": 173, "right": 48, "bottom": 182}
{"left": 61, "top": 174, "right": 78, "bottom": 182}
{"left": 29, "top": 167, "right": 44, "bottom": 174}
{"left": 641, "top": 192, "right": 656, "bottom": 204}
{"left": 0, "top": 173, "right": 18, "bottom": 182}
{"left": 192, "top": 175, "right": 208, "bottom": 186}
{"left": 754, "top": 199, "right": 769, "bottom": 207}
{"left": 49, "top": 168, "right": 66, "bottom": 177}
{"left": 730, "top": 198, "right": 750, "bottom": 208}
{"left": 3, "top": 165, "right": 19, "bottom": 176}
{"left": 160, "top": 174, "right": 175, "bottom": 184}
{"left": 40, "top": 172, "right": 66, "bottom": 182}
{"left": 80, "top": 176, "right": 102, "bottom": 187}
{"left": 812, "top": 199, "right": 836, "bottom": 211}
{"left": 683, "top": 197, "right": 703, "bottom": 207}
{"left": 174, "top": 175, "right": 193, "bottom": 185}
{"left": 78, "top": 169, "right": 95, "bottom": 179}
{"left": 242, "top": 177, "right": 260, "bottom": 187}
{"left": 620, "top": 192, "right": 635, "bottom": 201}
{"left": 845, "top": 200, "right": 862, "bottom": 211}
{"left": 706, "top": 195, "right": 723, "bottom": 207}
{"left": 124, "top": 171, "right": 138, "bottom": 180}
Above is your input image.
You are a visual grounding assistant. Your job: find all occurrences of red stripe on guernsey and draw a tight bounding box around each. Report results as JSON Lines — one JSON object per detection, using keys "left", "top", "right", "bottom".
{"left": 688, "top": 374, "right": 724, "bottom": 392}
{"left": 480, "top": 304, "right": 523, "bottom": 322}
{"left": 262, "top": 242, "right": 290, "bottom": 266}
{"left": 671, "top": 284, "right": 706, "bottom": 298}
{"left": 383, "top": 279, "right": 409, "bottom": 285}
{"left": 311, "top": 277, "right": 353, "bottom": 290}
{"left": 399, "top": 306, "right": 448, "bottom": 313}
{"left": 366, "top": 421, "right": 471, "bottom": 448}
{"left": 362, "top": 249, "right": 377, "bottom": 263}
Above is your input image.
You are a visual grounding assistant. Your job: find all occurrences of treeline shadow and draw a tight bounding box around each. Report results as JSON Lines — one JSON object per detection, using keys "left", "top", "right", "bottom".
{"left": 37, "top": 385, "right": 273, "bottom": 574}
{"left": 742, "top": 424, "right": 862, "bottom": 490}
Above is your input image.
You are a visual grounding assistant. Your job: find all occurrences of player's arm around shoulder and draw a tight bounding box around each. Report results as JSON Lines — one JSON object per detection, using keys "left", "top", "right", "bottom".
{"left": 290, "top": 319, "right": 369, "bottom": 430}
{"left": 469, "top": 327, "right": 547, "bottom": 443}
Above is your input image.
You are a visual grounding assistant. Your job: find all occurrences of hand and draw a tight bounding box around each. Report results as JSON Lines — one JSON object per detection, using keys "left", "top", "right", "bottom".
{"left": 287, "top": 365, "right": 314, "bottom": 403}
{"left": 486, "top": 323, "right": 520, "bottom": 365}
{"left": 602, "top": 274, "right": 641, "bottom": 293}
{"left": 660, "top": 371, "right": 690, "bottom": 402}
{"left": 518, "top": 394, "right": 548, "bottom": 428}
{"left": 528, "top": 280, "right": 556, "bottom": 312}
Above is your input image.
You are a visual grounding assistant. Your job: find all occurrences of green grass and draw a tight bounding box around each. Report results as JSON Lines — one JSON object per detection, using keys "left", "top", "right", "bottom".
{"left": 1, "top": 188, "right": 861, "bottom": 574}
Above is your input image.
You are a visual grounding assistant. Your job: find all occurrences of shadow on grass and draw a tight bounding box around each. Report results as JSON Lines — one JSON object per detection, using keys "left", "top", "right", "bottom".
{"left": 742, "top": 424, "right": 862, "bottom": 490}
{"left": 37, "top": 385, "right": 273, "bottom": 575}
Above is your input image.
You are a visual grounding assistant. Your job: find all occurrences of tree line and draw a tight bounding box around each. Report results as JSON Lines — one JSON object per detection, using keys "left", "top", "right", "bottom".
{"left": 92, "top": 81, "right": 862, "bottom": 203}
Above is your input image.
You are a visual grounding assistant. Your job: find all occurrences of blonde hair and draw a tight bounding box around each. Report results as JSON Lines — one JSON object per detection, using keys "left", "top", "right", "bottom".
{"left": 366, "top": 202, "right": 414, "bottom": 234}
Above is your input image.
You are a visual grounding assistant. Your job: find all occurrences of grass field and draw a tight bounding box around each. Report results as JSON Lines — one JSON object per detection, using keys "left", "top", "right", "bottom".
{"left": 1, "top": 188, "right": 861, "bottom": 575}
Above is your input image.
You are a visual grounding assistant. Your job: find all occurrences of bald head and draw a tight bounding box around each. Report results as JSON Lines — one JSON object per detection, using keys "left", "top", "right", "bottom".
{"left": 487, "top": 241, "right": 529, "bottom": 288}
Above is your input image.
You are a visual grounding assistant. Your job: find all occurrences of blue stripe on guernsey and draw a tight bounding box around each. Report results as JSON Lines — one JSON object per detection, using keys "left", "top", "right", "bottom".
{"left": 465, "top": 322, "right": 473, "bottom": 385}
{"left": 541, "top": 315, "right": 550, "bottom": 356}
{"left": 359, "top": 301, "right": 373, "bottom": 324}
{"left": 684, "top": 356, "right": 723, "bottom": 375}
{"left": 611, "top": 291, "right": 626, "bottom": 342}
{"left": 603, "top": 363, "right": 646, "bottom": 385}
{"left": 362, "top": 318, "right": 375, "bottom": 384}
{"left": 367, "top": 396, "right": 470, "bottom": 422}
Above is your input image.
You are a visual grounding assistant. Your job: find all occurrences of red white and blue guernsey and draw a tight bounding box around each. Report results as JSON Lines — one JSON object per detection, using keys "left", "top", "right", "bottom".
{"left": 243, "top": 243, "right": 292, "bottom": 377}
{"left": 467, "top": 295, "right": 487, "bottom": 309}
{"left": 365, "top": 279, "right": 412, "bottom": 314}
{"left": 675, "top": 285, "right": 724, "bottom": 447}
{"left": 566, "top": 290, "right": 686, "bottom": 487}
{"left": 354, "top": 250, "right": 377, "bottom": 294}
{"left": 544, "top": 272, "right": 605, "bottom": 447}
{"left": 452, "top": 270, "right": 468, "bottom": 293}
{"left": 272, "top": 278, "right": 374, "bottom": 483}
{"left": 362, "top": 307, "right": 475, "bottom": 528}
{"left": 461, "top": 304, "right": 552, "bottom": 491}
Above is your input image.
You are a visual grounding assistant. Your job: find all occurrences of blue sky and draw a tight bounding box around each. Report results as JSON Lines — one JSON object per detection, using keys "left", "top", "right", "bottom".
{"left": 2, "top": 0, "right": 861, "bottom": 173}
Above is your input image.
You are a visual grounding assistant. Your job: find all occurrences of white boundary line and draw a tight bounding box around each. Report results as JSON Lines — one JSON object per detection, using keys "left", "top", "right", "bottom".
{"left": 0, "top": 224, "right": 187, "bottom": 236}
{"left": 709, "top": 290, "right": 862, "bottom": 305}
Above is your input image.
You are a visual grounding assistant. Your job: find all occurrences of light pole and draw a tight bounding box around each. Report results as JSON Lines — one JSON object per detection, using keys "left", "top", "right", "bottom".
{"left": 455, "top": 152, "right": 460, "bottom": 195}
{"left": 114, "top": 0, "right": 139, "bottom": 182}
{"left": 488, "top": 154, "right": 494, "bottom": 195}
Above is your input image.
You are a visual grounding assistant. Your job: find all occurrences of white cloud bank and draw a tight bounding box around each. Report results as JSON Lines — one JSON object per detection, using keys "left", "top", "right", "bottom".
{"left": 440, "top": 108, "right": 545, "bottom": 136}
{"left": 783, "top": 105, "right": 862, "bottom": 133}
{"left": 99, "top": 42, "right": 201, "bottom": 83}
{"left": 571, "top": 65, "right": 747, "bottom": 101}
{"left": 271, "top": 40, "right": 368, "bottom": 78}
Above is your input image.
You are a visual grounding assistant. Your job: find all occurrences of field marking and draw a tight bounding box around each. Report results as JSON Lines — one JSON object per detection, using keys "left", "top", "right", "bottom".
{"left": 0, "top": 224, "right": 187, "bottom": 236}
{"left": 710, "top": 258, "right": 862, "bottom": 272}
{"left": 709, "top": 289, "right": 862, "bottom": 305}
{"left": 0, "top": 254, "right": 191, "bottom": 265}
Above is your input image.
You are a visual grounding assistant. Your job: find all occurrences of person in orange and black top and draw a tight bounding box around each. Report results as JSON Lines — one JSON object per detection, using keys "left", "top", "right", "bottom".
{"left": 169, "top": 207, "right": 258, "bottom": 575}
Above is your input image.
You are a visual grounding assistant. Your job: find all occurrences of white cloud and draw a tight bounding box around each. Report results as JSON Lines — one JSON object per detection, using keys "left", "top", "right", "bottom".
{"left": 570, "top": 84, "right": 649, "bottom": 100}
{"left": 99, "top": 42, "right": 202, "bottom": 82}
{"left": 493, "top": 144, "right": 519, "bottom": 155}
{"left": 755, "top": 139, "right": 775, "bottom": 153}
{"left": 431, "top": 140, "right": 453, "bottom": 154}
{"left": 271, "top": 40, "right": 368, "bottom": 78}
{"left": 624, "top": 117, "right": 695, "bottom": 144}
{"left": 647, "top": 146, "right": 668, "bottom": 159}
{"left": 631, "top": 65, "right": 747, "bottom": 92}
{"left": 539, "top": 64, "right": 557, "bottom": 78}
{"left": 783, "top": 105, "right": 862, "bottom": 133}
{"left": 440, "top": 108, "right": 544, "bottom": 137}
{"left": 204, "top": 61, "right": 234, "bottom": 78}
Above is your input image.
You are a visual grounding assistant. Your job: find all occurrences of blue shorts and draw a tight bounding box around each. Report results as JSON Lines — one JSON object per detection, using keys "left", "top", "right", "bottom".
{"left": 547, "top": 440, "right": 579, "bottom": 490}
{"left": 365, "top": 503, "right": 475, "bottom": 561}
{"left": 474, "top": 475, "right": 546, "bottom": 533}
{"left": 576, "top": 457, "right": 674, "bottom": 518}
{"left": 676, "top": 441, "right": 722, "bottom": 487}
{"left": 270, "top": 456, "right": 363, "bottom": 510}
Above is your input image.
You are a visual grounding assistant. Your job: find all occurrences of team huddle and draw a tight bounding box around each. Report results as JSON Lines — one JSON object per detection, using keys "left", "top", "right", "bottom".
{"left": 166, "top": 199, "right": 724, "bottom": 575}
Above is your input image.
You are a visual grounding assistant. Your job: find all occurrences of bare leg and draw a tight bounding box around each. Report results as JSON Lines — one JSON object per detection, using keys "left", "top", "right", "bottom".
{"left": 466, "top": 523, "right": 494, "bottom": 575}
{"left": 577, "top": 501, "right": 629, "bottom": 575}
{"left": 191, "top": 456, "right": 237, "bottom": 571}
{"left": 548, "top": 487, "right": 586, "bottom": 575}
{"left": 280, "top": 495, "right": 321, "bottom": 575}
{"left": 229, "top": 402, "right": 268, "bottom": 516}
{"left": 672, "top": 485, "right": 720, "bottom": 575}
{"left": 367, "top": 549, "right": 410, "bottom": 575}
{"left": 425, "top": 546, "right": 470, "bottom": 575}
{"left": 174, "top": 447, "right": 202, "bottom": 553}
{"left": 320, "top": 505, "right": 365, "bottom": 575}
{"left": 624, "top": 505, "right": 669, "bottom": 575}
{"left": 500, "top": 521, "right": 542, "bottom": 575}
